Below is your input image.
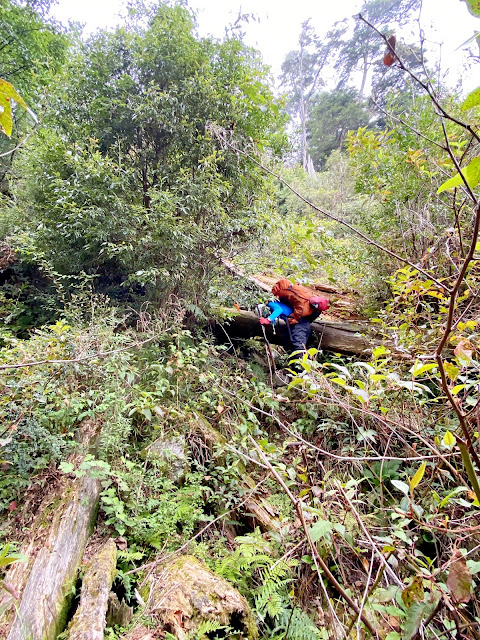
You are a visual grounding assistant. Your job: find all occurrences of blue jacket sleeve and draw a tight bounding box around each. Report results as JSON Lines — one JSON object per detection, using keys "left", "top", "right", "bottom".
{"left": 266, "top": 301, "right": 294, "bottom": 323}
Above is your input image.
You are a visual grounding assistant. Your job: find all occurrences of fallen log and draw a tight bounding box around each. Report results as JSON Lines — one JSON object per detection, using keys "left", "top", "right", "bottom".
{"left": 3, "top": 471, "right": 101, "bottom": 640}
{"left": 68, "top": 539, "right": 118, "bottom": 640}
{"left": 217, "top": 309, "right": 373, "bottom": 356}
{"left": 122, "top": 555, "right": 258, "bottom": 640}
{"left": 1, "top": 419, "right": 103, "bottom": 640}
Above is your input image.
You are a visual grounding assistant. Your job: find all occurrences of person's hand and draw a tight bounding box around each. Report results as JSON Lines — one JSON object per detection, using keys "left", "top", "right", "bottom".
{"left": 259, "top": 317, "right": 271, "bottom": 325}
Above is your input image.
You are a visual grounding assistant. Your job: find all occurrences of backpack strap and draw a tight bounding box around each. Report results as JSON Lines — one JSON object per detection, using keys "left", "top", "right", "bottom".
{"left": 287, "top": 284, "right": 311, "bottom": 302}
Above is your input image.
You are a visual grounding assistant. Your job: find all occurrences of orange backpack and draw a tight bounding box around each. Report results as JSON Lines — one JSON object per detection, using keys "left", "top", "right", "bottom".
{"left": 271, "top": 279, "right": 329, "bottom": 324}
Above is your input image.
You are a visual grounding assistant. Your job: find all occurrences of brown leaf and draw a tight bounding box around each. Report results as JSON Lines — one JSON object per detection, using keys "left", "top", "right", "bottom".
{"left": 115, "top": 536, "right": 128, "bottom": 550}
{"left": 402, "top": 576, "right": 425, "bottom": 608}
{"left": 383, "top": 35, "right": 397, "bottom": 66}
{"left": 173, "top": 610, "right": 185, "bottom": 628}
{"left": 388, "top": 616, "right": 400, "bottom": 631}
{"left": 454, "top": 340, "right": 473, "bottom": 365}
{"left": 447, "top": 549, "right": 472, "bottom": 604}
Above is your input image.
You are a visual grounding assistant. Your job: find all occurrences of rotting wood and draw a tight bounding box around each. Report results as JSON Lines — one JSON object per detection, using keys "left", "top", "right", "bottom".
{"left": 106, "top": 593, "right": 134, "bottom": 628}
{"left": 1, "top": 418, "right": 103, "bottom": 640}
{"left": 68, "top": 539, "right": 118, "bottom": 640}
{"left": 218, "top": 308, "right": 373, "bottom": 356}
{"left": 122, "top": 555, "right": 258, "bottom": 640}
{"left": 3, "top": 473, "right": 101, "bottom": 640}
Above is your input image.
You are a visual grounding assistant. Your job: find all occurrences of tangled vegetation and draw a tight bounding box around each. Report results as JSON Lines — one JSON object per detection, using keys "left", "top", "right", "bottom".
{"left": 2, "top": 0, "right": 480, "bottom": 639}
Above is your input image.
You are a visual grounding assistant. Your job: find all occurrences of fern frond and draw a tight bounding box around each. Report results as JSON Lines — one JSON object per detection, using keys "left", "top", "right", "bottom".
{"left": 189, "top": 619, "right": 226, "bottom": 639}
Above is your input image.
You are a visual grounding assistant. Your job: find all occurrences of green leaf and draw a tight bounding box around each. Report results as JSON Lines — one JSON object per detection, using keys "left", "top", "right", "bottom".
{"left": 309, "top": 519, "right": 333, "bottom": 543}
{"left": 462, "top": 0, "right": 480, "bottom": 18}
{"left": 352, "top": 362, "right": 376, "bottom": 375}
{"left": 402, "top": 600, "right": 439, "bottom": 640}
{"left": 462, "top": 85, "right": 480, "bottom": 110}
{"left": 327, "top": 363, "right": 351, "bottom": 378}
{"left": 391, "top": 480, "right": 410, "bottom": 496}
{"left": 411, "top": 361, "right": 437, "bottom": 377}
{"left": 59, "top": 461, "right": 75, "bottom": 473}
{"left": 348, "top": 386, "right": 369, "bottom": 403}
{"left": 466, "top": 559, "right": 480, "bottom": 574}
{"left": 409, "top": 462, "right": 427, "bottom": 494}
{"left": 437, "top": 155, "right": 480, "bottom": 193}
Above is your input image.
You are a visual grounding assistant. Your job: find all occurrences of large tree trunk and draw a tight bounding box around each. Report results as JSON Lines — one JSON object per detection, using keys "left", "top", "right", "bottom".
{"left": 68, "top": 539, "right": 118, "bottom": 640}
{"left": 3, "top": 473, "right": 101, "bottom": 640}
{"left": 218, "top": 309, "right": 373, "bottom": 356}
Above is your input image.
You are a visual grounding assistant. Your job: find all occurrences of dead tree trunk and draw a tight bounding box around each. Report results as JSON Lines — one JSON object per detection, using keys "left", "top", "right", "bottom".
{"left": 1, "top": 419, "right": 103, "bottom": 640}
{"left": 68, "top": 539, "right": 118, "bottom": 640}
{"left": 218, "top": 309, "right": 373, "bottom": 356}
{"left": 122, "top": 556, "right": 258, "bottom": 640}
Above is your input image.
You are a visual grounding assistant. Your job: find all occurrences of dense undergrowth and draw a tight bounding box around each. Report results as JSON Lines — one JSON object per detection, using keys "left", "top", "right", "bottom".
{"left": 2, "top": 0, "right": 480, "bottom": 639}
{"left": 1, "top": 286, "right": 480, "bottom": 638}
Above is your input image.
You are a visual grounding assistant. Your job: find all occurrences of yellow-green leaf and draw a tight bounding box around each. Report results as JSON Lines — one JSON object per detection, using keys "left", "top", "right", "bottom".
{"left": 0, "top": 78, "right": 27, "bottom": 109}
{"left": 452, "top": 384, "right": 466, "bottom": 395}
{"left": 411, "top": 361, "right": 437, "bottom": 378}
{"left": 0, "top": 94, "right": 12, "bottom": 137}
{"left": 443, "top": 431, "right": 457, "bottom": 448}
{"left": 444, "top": 361, "right": 460, "bottom": 381}
{"left": 437, "top": 155, "right": 480, "bottom": 193}
{"left": 409, "top": 462, "right": 427, "bottom": 493}
{"left": 462, "top": 86, "right": 480, "bottom": 110}
{"left": 462, "top": 0, "right": 480, "bottom": 18}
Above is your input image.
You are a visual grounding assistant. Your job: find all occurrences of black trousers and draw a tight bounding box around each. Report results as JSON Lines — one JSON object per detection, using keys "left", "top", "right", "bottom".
{"left": 289, "top": 319, "right": 312, "bottom": 352}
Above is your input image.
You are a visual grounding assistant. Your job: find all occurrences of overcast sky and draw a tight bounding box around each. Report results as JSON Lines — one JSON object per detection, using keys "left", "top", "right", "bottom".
{"left": 50, "top": 0, "right": 480, "bottom": 90}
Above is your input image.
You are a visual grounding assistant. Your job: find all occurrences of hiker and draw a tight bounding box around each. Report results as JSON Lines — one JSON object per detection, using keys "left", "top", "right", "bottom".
{"left": 259, "top": 279, "right": 329, "bottom": 352}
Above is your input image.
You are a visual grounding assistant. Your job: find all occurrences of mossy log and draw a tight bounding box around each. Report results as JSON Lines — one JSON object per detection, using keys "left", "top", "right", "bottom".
{"left": 68, "top": 539, "right": 118, "bottom": 640}
{"left": 3, "top": 471, "right": 101, "bottom": 640}
{"left": 217, "top": 309, "right": 373, "bottom": 356}
{"left": 123, "top": 555, "right": 257, "bottom": 640}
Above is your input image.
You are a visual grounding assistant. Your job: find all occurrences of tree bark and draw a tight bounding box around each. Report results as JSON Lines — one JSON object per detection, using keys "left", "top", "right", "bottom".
{"left": 68, "top": 539, "right": 118, "bottom": 640}
{"left": 1, "top": 419, "right": 103, "bottom": 640}
{"left": 4, "top": 474, "right": 101, "bottom": 640}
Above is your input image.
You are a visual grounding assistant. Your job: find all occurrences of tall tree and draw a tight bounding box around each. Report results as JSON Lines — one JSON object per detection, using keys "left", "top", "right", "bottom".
{"left": 280, "top": 21, "right": 338, "bottom": 169}
{"left": 332, "top": 0, "right": 421, "bottom": 99}
{"left": 0, "top": 0, "right": 68, "bottom": 195}
{"left": 13, "top": 4, "right": 285, "bottom": 306}
{"left": 307, "top": 89, "right": 370, "bottom": 169}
